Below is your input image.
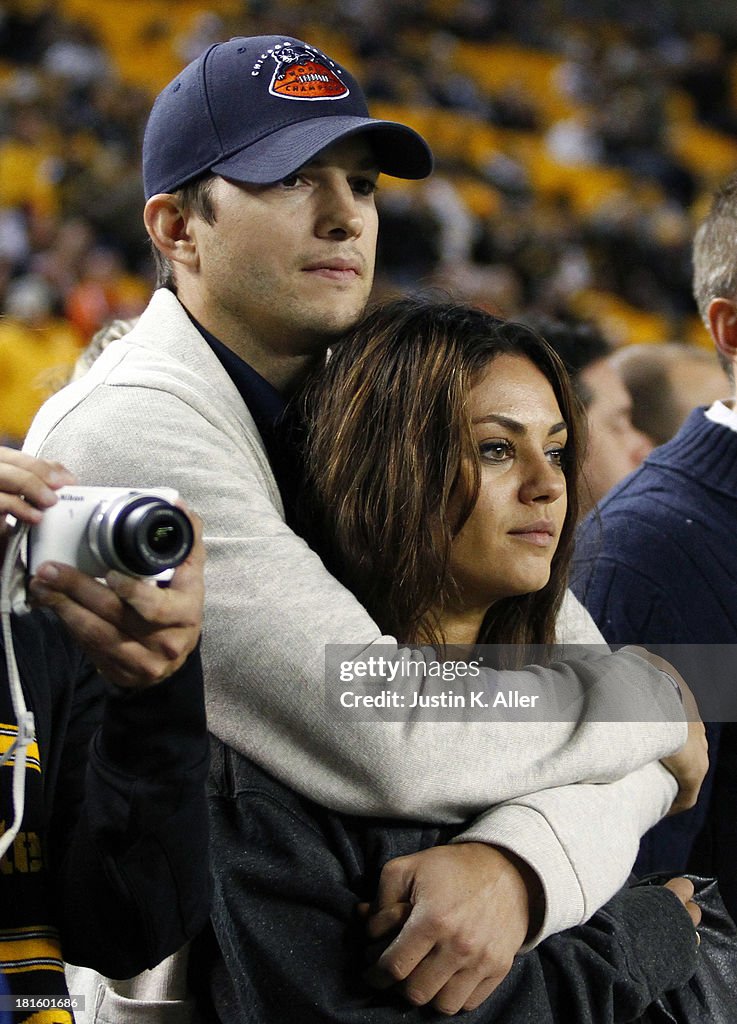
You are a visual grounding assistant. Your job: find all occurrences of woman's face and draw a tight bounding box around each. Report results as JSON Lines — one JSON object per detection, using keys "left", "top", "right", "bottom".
{"left": 449, "top": 353, "right": 568, "bottom": 612}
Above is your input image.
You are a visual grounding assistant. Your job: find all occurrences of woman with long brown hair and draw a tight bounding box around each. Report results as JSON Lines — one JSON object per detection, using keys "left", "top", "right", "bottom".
{"left": 203, "top": 296, "right": 705, "bottom": 1024}
{"left": 303, "top": 296, "right": 580, "bottom": 652}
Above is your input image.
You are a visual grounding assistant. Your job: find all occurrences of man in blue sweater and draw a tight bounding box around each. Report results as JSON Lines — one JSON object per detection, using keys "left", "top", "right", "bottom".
{"left": 572, "top": 172, "right": 737, "bottom": 917}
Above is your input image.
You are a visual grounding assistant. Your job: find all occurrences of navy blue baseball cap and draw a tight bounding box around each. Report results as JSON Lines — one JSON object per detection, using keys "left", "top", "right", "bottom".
{"left": 142, "top": 35, "right": 433, "bottom": 198}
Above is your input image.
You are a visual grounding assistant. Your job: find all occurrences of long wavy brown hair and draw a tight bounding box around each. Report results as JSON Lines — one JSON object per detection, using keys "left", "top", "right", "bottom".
{"left": 301, "top": 296, "right": 584, "bottom": 648}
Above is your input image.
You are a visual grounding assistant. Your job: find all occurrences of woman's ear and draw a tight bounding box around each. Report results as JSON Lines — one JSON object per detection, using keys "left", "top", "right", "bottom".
{"left": 143, "top": 194, "right": 198, "bottom": 269}
{"left": 707, "top": 297, "right": 737, "bottom": 366}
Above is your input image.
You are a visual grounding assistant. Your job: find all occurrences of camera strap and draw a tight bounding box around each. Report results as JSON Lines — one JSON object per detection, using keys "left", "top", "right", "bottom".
{"left": 0, "top": 522, "right": 36, "bottom": 860}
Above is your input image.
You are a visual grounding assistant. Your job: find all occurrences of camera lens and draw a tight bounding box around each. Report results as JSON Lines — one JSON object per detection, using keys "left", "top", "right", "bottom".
{"left": 116, "top": 500, "right": 193, "bottom": 575}
{"left": 148, "top": 521, "right": 180, "bottom": 554}
{"left": 93, "top": 495, "right": 194, "bottom": 576}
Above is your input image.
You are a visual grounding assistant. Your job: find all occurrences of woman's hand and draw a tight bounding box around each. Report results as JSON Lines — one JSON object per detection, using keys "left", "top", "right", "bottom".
{"left": 664, "top": 877, "right": 702, "bottom": 930}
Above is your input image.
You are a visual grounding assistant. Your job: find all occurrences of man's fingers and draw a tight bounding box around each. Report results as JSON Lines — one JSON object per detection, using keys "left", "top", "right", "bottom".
{"left": 0, "top": 450, "right": 76, "bottom": 550}
{"left": 103, "top": 508, "right": 204, "bottom": 620}
{"left": 24, "top": 504, "right": 203, "bottom": 691}
{"left": 0, "top": 449, "right": 76, "bottom": 519}
{"left": 429, "top": 966, "right": 497, "bottom": 1016}
{"left": 365, "top": 901, "right": 412, "bottom": 940}
{"left": 389, "top": 927, "right": 510, "bottom": 1012}
{"left": 30, "top": 576, "right": 191, "bottom": 688}
{"left": 0, "top": 447, "right": 75, "bottom": 485}
{"left": 364, "top": 914, "right": 435, "bottom": 989}
{"left": 30, "top": 564, "right": 131, "bottom": 627}
{"left": 169, "top": 507, "right": 205, "bottom": 584}
{"left": 28, "top": 582, "right": 138, "bottom": 671}
{"left": 28, "top": 574, "right": 135, "bottom": 654}
{"left": 362, "top": 901, "right": 413, "bottom": 970}
{"left": 1, "top": 494, "right": 44, "bottom": 526}
{"left": 373, "top": 854, "right": 413, "bottom": 911}
{"left": 366, "top": 844, "right": 529, "bottom": 1012}
{"left": 31, "top": 558, "right": 198, "bottom": 637}
{"left": 662, "top": 719, "right": 709, "bottom": 815}
{"left": 103, "top": 570, "right": 182, "bottom": 626}
{"left": 393, "top": 945, "right": 456, "bottom": 1008}
{"left": 684, "top": 900, "right": 702, "bottom": 928}
{"left": 461, "top": 976, "right": 499, "bottom": 1012}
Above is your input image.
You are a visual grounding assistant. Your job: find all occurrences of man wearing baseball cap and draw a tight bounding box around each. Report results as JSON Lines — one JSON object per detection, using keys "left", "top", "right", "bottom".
{"left": 24, "top": 35, "right": 698, "bottom": 1019}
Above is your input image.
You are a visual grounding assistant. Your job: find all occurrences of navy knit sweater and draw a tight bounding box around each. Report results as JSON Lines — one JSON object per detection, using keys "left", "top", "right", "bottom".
{"left": 572, "top": 407, "right": 737, "bottom": 916}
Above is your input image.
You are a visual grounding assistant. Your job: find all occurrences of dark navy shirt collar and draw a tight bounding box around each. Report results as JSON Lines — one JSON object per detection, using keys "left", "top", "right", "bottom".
{"left": 187, "top": 312, "right": 286, "bottom": 429}
{"left": 185, "top": 311, "right": 304, "bottom": 526}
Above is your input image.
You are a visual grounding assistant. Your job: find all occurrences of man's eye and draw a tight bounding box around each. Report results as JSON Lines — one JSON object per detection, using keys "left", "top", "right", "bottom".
{"left": 352, "top": 177, "right": 378, "bottom": 196}
{"left": 479, "top": 440, "right": 514, "bottom": 463}
{"left": 280, "top": 174, "right": 302, "bottom": 188}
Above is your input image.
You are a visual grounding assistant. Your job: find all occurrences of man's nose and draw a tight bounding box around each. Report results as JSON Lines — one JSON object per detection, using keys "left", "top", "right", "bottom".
{"left": 315, "top": 182, "right": 363, "bottom": 239}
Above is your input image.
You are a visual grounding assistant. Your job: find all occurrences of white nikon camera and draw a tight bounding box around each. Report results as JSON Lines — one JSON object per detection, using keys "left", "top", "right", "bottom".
{"left": 27, "top": 486, "right": 194, "bottom": 581}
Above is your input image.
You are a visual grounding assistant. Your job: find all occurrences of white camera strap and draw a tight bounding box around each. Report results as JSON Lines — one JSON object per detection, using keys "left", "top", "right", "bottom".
{"left": 0, "top": 522, "right": 36, "bottom": 859}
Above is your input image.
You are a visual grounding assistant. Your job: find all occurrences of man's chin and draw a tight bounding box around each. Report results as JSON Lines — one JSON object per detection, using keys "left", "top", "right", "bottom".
{"left": 305, "top": 304, "right": 368, "bottom": 344}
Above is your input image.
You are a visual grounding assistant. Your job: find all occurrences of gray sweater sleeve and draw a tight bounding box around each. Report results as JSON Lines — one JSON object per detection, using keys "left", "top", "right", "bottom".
{"left": 23, "top": 291, "right": 686, "bottom": 938}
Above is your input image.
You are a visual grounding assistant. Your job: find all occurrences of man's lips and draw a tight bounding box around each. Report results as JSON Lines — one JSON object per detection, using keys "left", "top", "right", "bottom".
{"left": 303, "top": 258, "right": 362, "bottom": 280}
{"left": 508, "top": 521, "right": 556, "bottom": 546}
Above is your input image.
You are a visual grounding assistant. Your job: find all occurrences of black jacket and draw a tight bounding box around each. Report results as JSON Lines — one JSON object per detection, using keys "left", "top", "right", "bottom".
{"left": 0, "top": 608, "right": 210, "bottom": 1014}
{"left": 201, "top": 743, "right": 699, "bottom": 1024}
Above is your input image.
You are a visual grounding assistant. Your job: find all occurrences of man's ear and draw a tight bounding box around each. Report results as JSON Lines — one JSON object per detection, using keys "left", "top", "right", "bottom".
{"left": 707, "top": 297, "right": 737, "bottom": 364}
{"left": 144, "top": 194, "right": 198, "bottom": 269}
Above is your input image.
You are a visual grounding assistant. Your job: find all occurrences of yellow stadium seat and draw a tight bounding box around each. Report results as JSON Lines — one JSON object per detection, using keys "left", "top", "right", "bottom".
{"left": 685, "top": 315, "right": 716, "bottom": 351}
{"left": 570, "top": 290, "right": 671, "bottom": 346}
{"left": 668, "top": 121, "right": 737, "bottom": 185}
{"left": 452, "top": 42, "right": 577, "bottom": 126}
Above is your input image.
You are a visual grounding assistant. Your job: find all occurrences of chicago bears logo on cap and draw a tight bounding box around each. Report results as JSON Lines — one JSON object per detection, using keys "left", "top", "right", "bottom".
{"left": 268, "top": 44, "right": 350, "bottom": 101}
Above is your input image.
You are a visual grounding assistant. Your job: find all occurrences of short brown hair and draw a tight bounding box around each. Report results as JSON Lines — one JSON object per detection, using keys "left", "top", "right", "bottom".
{"left": 150, "top": 175, "right": 217, "bottom": 291}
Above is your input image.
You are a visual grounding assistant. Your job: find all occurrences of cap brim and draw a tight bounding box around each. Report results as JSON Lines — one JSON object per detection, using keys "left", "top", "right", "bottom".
{"left": 210, "top": 116, "right": 433, "bottom": 184}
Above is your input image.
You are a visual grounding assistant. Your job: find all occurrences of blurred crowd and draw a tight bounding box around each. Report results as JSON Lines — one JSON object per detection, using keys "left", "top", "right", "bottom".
{"left": 1, "top": 0, "right": 736, "bottom": 443}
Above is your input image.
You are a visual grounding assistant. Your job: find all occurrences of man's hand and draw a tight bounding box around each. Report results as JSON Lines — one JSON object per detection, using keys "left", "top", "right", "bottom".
{"left": 361, "top": 843, "right": 541, "bottom": 1015}
{"left": 27, "top": 508, "right": 205, "bottom": 689}
{"left": 662, "top": 718, "right": 709, "bottom": 815}
{"left": 0, "top": 447, "right": 76, "bottom": 559}
{"left": 625, "top": 647, "right": 708, "bottom": 815}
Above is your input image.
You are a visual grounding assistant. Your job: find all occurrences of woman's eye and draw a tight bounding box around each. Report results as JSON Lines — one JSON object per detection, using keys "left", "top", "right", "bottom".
{"left": 479, "top": 440, "right": 514, "bottom": 463}
{"left": 546, "top": 447, "right": 566, "bottom": 468}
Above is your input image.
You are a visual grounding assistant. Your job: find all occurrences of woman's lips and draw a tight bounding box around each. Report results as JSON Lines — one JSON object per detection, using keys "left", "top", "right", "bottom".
{"left": 508, "top": 521, "right": 556, "bottom": 547}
